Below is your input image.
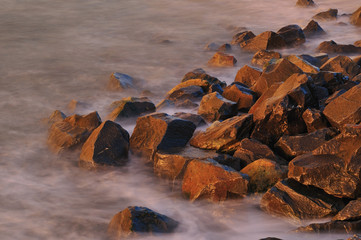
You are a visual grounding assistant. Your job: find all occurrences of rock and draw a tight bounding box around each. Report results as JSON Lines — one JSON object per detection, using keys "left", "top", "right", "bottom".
{"left": 107, "top": 72, "right": 134, "bottom": 91}
{"left": 79, "top": 121, "right": 129, "bottom": 168}
{"left": 218, "top": 43, "right": 232, "bottom": 52}
{"left": 259, "top": 238, "right": 283, "bottom": 240}
{"left": 276, "top": 25, "right": 305, "bottom": 47}
{"left": 241, "top": 159, "right": 286, "bottom": 192}
{"left": 234, "top": 65, "right": 262, "bottom": 88}
{"left": 240, "top": 31, "right": 286, "bottom": 52}
{"left": 302, "top": 108, "right": 328, "bottom": 132}
{"left": 181, "top": 69, "right": 224, "bottom": 87}
{"left": 166, "top": 85, "right": 205, "bottom": 102}
{"left": 156, "top": 99, "right": 198, "bottom": 111}
{"left": 355, "top": 73, "right": 361, "bottom": 82}
{"left": 323, "top": 84, "right": 361, "bottom": 128}
{"left": 251, "top": 58, "right": 303, "bottom": 95}
{"left": 285, "top": 55, "right": 319, "bottom": 74}
{"left": 296, "top": 0, "right": 315, "bottom": 7}
{"left": 172, "top": 112, "right": 206, "bottom": 127}
{"left": 313, "top": 9, "right": 338, "bottom": 21}
{"left": 222, "top": 83, "right": 256, "bottom": 110}
{"left": 333, "top": 199, "right": 361, "bottom": 221}
{"left": 107, "top": 97, "right": 156, "bottom": 122}
{"left": 107, "top": 206, "right": 178, "bottom": 239}
{"left": 296, "top": 220, "right": 361, "bottom": 233}
{"left": 303, "top": 20, "right": 325, "bottom": 37}
{"left": 231, "top": 31, "right": 256, "bottom": 45}
{"left": 208, "top": 52, "right": 237, "bottom": 67}
{"left": 317, "top": 40, "right": 361, "bottom": 54}
{"left": 354, "top": 55, "right": 361, "bottom": 67}
{"left": 47, "top": 112, "right": 101, "bottom": 153}
{"left": 129, "top": 113, "right": 196, "bottom": 158}
{"left": 355, "top": 40, "right": 361, "bottom": 47}
{"left": 204, "top": 42, "right": 220, "bottom": 51}
{"left": 274, "top": 128, "right": 335, "bottom": 160}
{"left": 320, "top": 55, "right": 361, "bottom": 79}
{"left": 190, "top": 114, "right": 253, "bottom": 151}
{"left": 47, "top": 110, "right": 66, "bottom": 126}
{"left": 310, "top": 71, "right": 348, "bottom": 94}
{"left": 197, "top": 92, "right": 238, "bottom": 122}
{"left": 350, "top": 6, "right": 361, "bottom": 26}
{"left": 300, "top": 53, "right": 329, "bottom": 67}
{"left": 182, "top": 159, "right": 249, "bottom": 202}
{"left": 251, "top": 50, "right": 282, "bottom": 68}
{"left": 67, "top": 99, "right": 90, "bottom": 113}
{"left": 260, "top": 178, "right": 344, "bottom": 219}
{"left": 167, "top": 79, "right": 211, "bottom": 96}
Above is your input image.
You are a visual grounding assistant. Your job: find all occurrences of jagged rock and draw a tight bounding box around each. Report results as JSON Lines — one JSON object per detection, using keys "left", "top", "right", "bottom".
{"left": 300, "top": 53, "right": 329, "bottom": 67}
{"left": 107, "top": 97, "right": 155, "bottom": 122}
{"left": 47, "top": 110, "right": 66, "bottom": 126}
{"left": 251, "top": 58, "right": 303, "bottom": 95}
{"left": 107, "top": 72, "right": 135, "bottom": 91}
{"left": 313, "top": 9, "right": 338, "bottom": 21}
{"left": 208, "top": 52, "right": 237, "bottom": 67}
{"left": 333, "top": 199, "right": 361, "bottom": 221}
{"left": 285, "top": 55, "right": 319, "bottom": 73}
{"left": 277, "top": 25, "right": 305, "bottom": 47}
{"left": 317, "top": 40, "right": 361, "bottom": 54}
{"left": 79, "top": 121, "right": 129, "bottom": 168}
{"left": 240, "top": 31, "right": 286, "bottom": 52}
{"left": 182, "top": 159, "right": 249, "bottom": 202}
{"left": 231, "top": 31, "right": 256, "bottom": 45}
{"left": 166, "top": 79, "right": 211, "bottom": 97}
{"left": 355, "top": 73, "right": 361, "bottom": 82}
{"left": 198, "top": 92, "right": 238, "bottom": 122}
{"left": 323, "top": 84, "right": 361, "bottom": 128}
{"left": 302, "top": 108, "right": 328, "bottom": 132}
{"left": 234, "top": 65, "right": 262, "bottom": 88}
{"left": 241, "top": 159, "right": 286, "bottom": 192}
{"left": 296, "top": 0, "right": 315, "bottom": 7}
{"left": 303, "top": 20, "right": 326, "bottom": 37}
{"left": 129, "top": 113, "right": 196, "bottom": 158}
{"left": 107, "top": 206, "right": 178, "bottom": 239}
{"left": 354, "top": 55, "right": 361, "bottom": 67}
{"left": 274, "top": 128, "right": 335, "bottom": 160}
{"left": 260, "top": 178, "right": 344, "bottom": 219}
{"left": 296, "top": 220, "right": 361, "bottom": 233}
{"left": 190, "top": 114, "right": 253, "bottom": 151}
{"left": 222, "top": 83, "right": 256, "bottom": 110}
{"left": 181, "top": 69, "right": 224, "bottom": 87}
{"left": 251, "top": 50, "right": 282, "bottom": 68}
{"left": 350, "top": 6, "right": 361, "bottom": 26}
{"left": 47, "top": 112, "right": 101, "bottom": 153}
{"left": 310, "top": 71, "right": 348, "bottom": 94}
{"left": 172, "top": 112, "right": 206, "bottom": 127}
{"left": 320, "top": 55, "right": 361, "bottom": 79}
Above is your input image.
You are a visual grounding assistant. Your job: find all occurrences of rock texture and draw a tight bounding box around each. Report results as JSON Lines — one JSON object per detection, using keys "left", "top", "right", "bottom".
{"left": 234, "top": 65, "right": 262, "bottom": 87}
{"left": 302, "top": 108, "right": 328, "bottom": 132}
{"left": 208, "top": 52, "right": 237, "bottom": 67}
{"left": 233, "top": 138, "right": 279, "bottom": 164}
{"left": 303, "top": 20, "right": 325, "bottom": 37}
{"left": 198, "top": 92, "right": 238, "bottom": 122}
{"left": 277, "top": 25, "right": 305, "bottom": 47}
{"left": 231, "top": 31, "right": 256, "bottom": 45}
{"left": 350, "top": 6, "right": 361, "bottom": 26}
{"left": 240, "top": 31, "right": 286, "bottom": 52}
{"left": 317, "top": 40, "right": 361, "bottom": 54}
{"left": 320, "top": 55, "right": 361, "bottom": 79}
{"left": 108, "top": 97, "right": 155, "bottom": 121}
{"left": 222, "top": 83, "right": 256, "bottom": 110}
{"left": 251, "top": 50, "right": 282, "bottom": 68}
{"left": 296, "top": 0, "right": 315, "bottom": 7}
{"left": 313, "top": 9, "right": 338, "bottom": 21}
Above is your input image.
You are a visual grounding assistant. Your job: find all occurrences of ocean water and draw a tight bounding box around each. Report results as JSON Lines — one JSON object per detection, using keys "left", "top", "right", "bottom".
{"left": 1, "top": 0, "right": 360, "bottom": 239}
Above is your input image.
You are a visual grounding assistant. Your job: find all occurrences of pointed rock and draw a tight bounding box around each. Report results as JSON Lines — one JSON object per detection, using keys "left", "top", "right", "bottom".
{"left": 107, "top": 97, "right": 155, "bottom": 122}
{"left": 234, "top": 65, "right": 262, "bottom": 88}
{"left": 277, "top": 25, "right": 305, "bottom": 47}
{"left": 231, "top": 31, "right": 256, "bottom": 45}
{"left": 240, "top": 31, "right": 286, "bottom": 52}
{"left": 313, "top": 9, "right": 338, "bottom": 21}
{"left": 350, "top": 6, "right": 361, "bottom": 26}
{"left": 107, "top": 72, "right": 135, "bottom": 91}
{"left": 222, "top": 83, "right": 256, "bottom": 111}
{"left": 303, "top": 20, "right": 326, "bottom": 37}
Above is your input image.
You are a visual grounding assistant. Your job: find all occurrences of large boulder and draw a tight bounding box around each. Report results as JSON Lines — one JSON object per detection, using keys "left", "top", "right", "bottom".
{"left": 350, "top": 6, "right": 361, "bottom": 26}
{"left": 222, "top": 83, "right": 256, "bottom": 111}
{"left": 313, "top": 9, "right": 338, "bottom": 21}
{"left": 276, "top": 25, "right": 305, "bottom": 47}
{"left": 79, "top": 121, "right": 129, "bottom": 168}
{"left": 320, "top": 55, "right": 361, "bottom": 79}
{"left": 240, "top": 31, "right": 286, "bottom": 52}
{"left": 198, "top": 92, "right": 238, "bottom": 122}
{"left": 47, "top": 112, "right": 101, "bottom": 153}
{"left": 285, "top": 55, "right": 319, "bottom": 74}
{"left": 302, "top": 108, "right": 328, "bottom": 132}
{"left": 333, "top": 199, "right": 361, "bottom": 221}
{"left": 107, "top": 206, "right": 178, "bottom": 239}
{"left": 107, "top": 97, "right": 155, "bottom": 122}
{"left": 234, "top": 65, "right": 262, "bottom": 88}
{"left": 208, "top": 52, "right": 237, "bottom": 67}
{"left": 107, "top": 72, "right": 135, "bottom": 91}
{"left": 317, "top": 40, "right": 361, "bottom": 54}
{"left": 296, "top": 0, "right": 315, "bottom": 7}
{"left": 251, "top": 50, "right": 282, "bottom": 68}
{"left": 190, "top": 114, "right": 253, "bottom": 151}
{"left": 310, "top": 71, "right": 348, "bottom": 94}
{"left": 182, "top": 159, "right": 249, "bottom": 202}
{"left": 129, "top": 113, "right": 196, "bottom": 158}
{"left": 303, "top": 20, "right": 326, "bottom": 38}
{"left": 231, "top": 31, "right": 256, "bottom": 45}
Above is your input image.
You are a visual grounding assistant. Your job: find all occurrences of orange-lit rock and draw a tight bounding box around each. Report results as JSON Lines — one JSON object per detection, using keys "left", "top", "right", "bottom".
{"left": 234, "top": 65, "right": 262, "bottom": 88}
{"left": 207, "top": 52, "right": 237, "bottom": 67}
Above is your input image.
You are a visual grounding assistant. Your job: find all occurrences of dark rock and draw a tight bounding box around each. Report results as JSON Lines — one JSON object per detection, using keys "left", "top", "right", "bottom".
{"left": 324, "top": 89, "right": 347, "bottom": 106}
{"left": 107, "top": 206, "right": 178, "bottom": 239}
{"left": 310, "top": 71, "right": 348, "bottom": 94}
{"left": 350, "top": 6, "right": 361, "bottom": 26}
{"left": 181, "top": 69, "right": 224, "bottom": 87}
{"left": 107, "top": 72, "right": 134, "bottom": 91}
{"left": 277, "top": 25, "right": 305, "bottom": 47}
{"left": 240, "top": 31, "right": 286, "bottom": 52}
{"left": 222, "top": 84, "right": 256, "bottom": 111}
{"left": 107, "top": 97, "right": 155, "bottom": 122}
{"left": 79, "top": 121, "right": 129, "bottom": 168}
{"left": 320, "top": 55, "right": 361, "bottom": 79}
{"left": 251, "top": 50, "right": 282, "bottom": 68}
{"left": 260, "top": 178, "right": 344, "bottom": 219}
{"left": 333, "top": 199, "right": 361, "bottom": 221}
{"left": 129, "top": 113, "right": 196, "bottom": 158}
{"left": 208, "top": 52, "right": 237, "bottom": 67}
{"left": 309, "top": 84, "right": 329, "bottom": 109}
{"left": 190, "top": 114, "right": 253, "bottom": 151}
{"left": 354, "top": 73, "right": 361, "bottom": 82}
{"left": 182, "top": 159, "right": 249, "bottom": 201}
{"left": 231, "top": 31, "right": 256, "bottom": 45}
{"left": 166, "top": 85, "right": 205, "bottom": 102}
{"left": 47, "top": 110, "right": 66, "bottom": 126}
{"left": 303, "top": 20, "right": 326, "bottom": 37}
{"left": 47, "top": 112, "right": 101, "bottom": 153}
{"left": 198, "top": 92, "right": 238, "bottom": 122}
{"left": 296, "top": 0, "right": 315, "bottom": 7}
{"left": 302, "top": 108, "right": 328, "bottom": 132}
{"left": 218, "top": 43, "right": 232, "bottom": 52}
{"left": 234, "top": 65, "right": 262, "bottom": 88}
{"left": 259, "top": 238, "right": 283, "bottom": 240}
{"left": 285, "top": 55, "right": 319, "bottom": 73}
{"left": 317, "top": 40, "right": 361, "bottom": 54}
{"left": 313, "top": 9, "right": 338, "bottom": 21}
{"left": 296, "top": 220, "right": 361, "bottom": 233}
{"left": 156, "top": 99, "right": 198, "bottom": 111}
{"left": 172, "top": 112, "right": 206, "bottom": 127}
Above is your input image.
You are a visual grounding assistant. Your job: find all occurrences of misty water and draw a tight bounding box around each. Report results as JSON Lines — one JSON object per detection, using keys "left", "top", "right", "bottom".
{"left": 1, "top": 0, "right": 361, "bottom": 239}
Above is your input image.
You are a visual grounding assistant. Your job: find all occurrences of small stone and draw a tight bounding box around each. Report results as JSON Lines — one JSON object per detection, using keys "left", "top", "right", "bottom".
{"left": 231, "top": 31, "right": 256, "bottom": 45}
{"left": 107, "top": 97, "right": 155, "bottom": 122}
{"left": 107, "top": 72, "right": 134, "bottom": 91}
{"left": 313, "top": 9, "right": 338, "bottom": 21}
{"left": 208, "top": 52, "right": 237, "bottom": 67}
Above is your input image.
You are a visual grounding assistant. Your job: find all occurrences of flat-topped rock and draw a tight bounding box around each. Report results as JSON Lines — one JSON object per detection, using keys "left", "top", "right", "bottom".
{"left": 208, "top": 52, "right": 237, "bottom": 67}
{"left": 198, "top": 92, "right": 238, "bottom": 122}
{"left": 107, "top": 97, "right": 155, "bottom": 122}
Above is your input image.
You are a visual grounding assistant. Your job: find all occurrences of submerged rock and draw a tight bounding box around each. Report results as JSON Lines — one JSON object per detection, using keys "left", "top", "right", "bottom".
{"left": 313, "top": 9, "right": 338, "bottom": 21}
{"left": 47, "top": 110, "right": 66, "bottom": 126}
{"left": 303, "top": 20, "right": 326, "bottom": 37}
{"left": 296, "top": 0, "right": 315, "bottom": 7}
{"left": 317, "top": 40, "right": 361, "bottom": 54}
{"left": 107, "top": 72, "right": 135, "bottom": 91}
{"left": 231, "top": 31, "right": 256, "bottom": 45}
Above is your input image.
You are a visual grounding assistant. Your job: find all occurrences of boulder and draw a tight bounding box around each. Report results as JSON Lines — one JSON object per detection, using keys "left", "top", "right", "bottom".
{"left": 129, "top": 113, "right": 196, "bottom": 158}
{"left": 285, "top": 55, "right": 319, "bottom": 74}
{"left": 182, "top": 159, "right": 249, "bottom": 202}
{"left": 181, "top": 69, "right": 224, "bottom": 87}
{"left": 355, "top": 40, "right": 361, "bottom": 47}
{"left": 313, "top": 9, "right": 338, "bottom": 21}
{"left": 333, "top": 199, "right": 361, "bottom": 221}
{"left": 107, "top": 97, "right": 155, "bottom": 122}
{"left": 350, "top": 6, "right": 361, "bottom": 26}
{"left": 354, "top": 55, "right": 361, "bottom": 67}
{"left": 303, "top": 20, "right": 326, "bottom": 38}
{"left": 299, "top": 53, "right": 329, "bottom": 67}
{"left": 240, "top": 31, "right": 286, "bottom": 52}
{"left": 79, "top": 121, "right": 129, "bottom": 168}
{"left": 310, "top": 71, "right": 348, "bottom": 94}
{"left": 222, "top": 83, "right": 256, "bottom": 110}
{"left": 166, "top": 85, "right": 205, "bottom": 102}
{"left": 47, "top": 112, "right": 101, "bottom": 153}
{"left": 231, "top": 31, "right": 256, "bottom": 45}
{"left": 260, "top": 178, "right": 344, "bottom": 219}
{"left": 190, "top": 114, "right": 253, "bottom": 151}
{"left": 317, "top": 40, "right": 361, "bottom": 54}
{"left": 208, "top": 52, "right": 237, "bottom": 67}
{"left": 107, "top": 206, "right": 178, "bottom": 239}
{"left": 251, "top": 50, "right": 282, "bottom": 68}
{"left": 166, "top": 79, "right": 211, "bottom": 97}
{"left": 197, "top": 92, "right": 238, "bottom": 122}
{"left": 172, "top": 112, "right": 206, "bottom": 127}
{"left": 276, "top": 25, "right": 305, "bottom": 47}
{"left": 46, "top": 110, "right": 66, "bottom": 126}
{"left": 234, "top": 65, "right": 262, "bottom": 88}
{"left": 296, "top": 220, "right": 361, "bottom": 233}
{"left": 240, "top": 159, "right": 286, "bottom": 192}
{"left": 296, "top": 0, "right": 315, "bottom": 7}
{"left": 107, "top": 72, "right": 135, "bottom": 91}
{"left": 156, "top": 99, "right": 198, "bottom": 111}
{"left": 218, "top": 43, "right": 232, "bottom": 52}
{"left": 320, "top": 55, "right": 361, "bottom": 79}
{"left": 302, "top": 108, "right": 328, "bottom": 132}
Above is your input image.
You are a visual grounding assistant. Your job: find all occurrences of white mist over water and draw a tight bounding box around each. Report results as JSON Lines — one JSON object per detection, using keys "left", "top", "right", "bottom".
{"left": 0, "top": 0, "right": 360, "bottom": 239}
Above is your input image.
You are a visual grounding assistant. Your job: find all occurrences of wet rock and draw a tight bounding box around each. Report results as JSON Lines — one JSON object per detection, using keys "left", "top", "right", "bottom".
{"left": 233, "top": 138, "right": 279, "bottom": 164}
{"left": 107, "top": 206, "right": 178, "bottom": 239}
{"left": 172, "top": 112, "right": 206, "bottom": 127}
{"left": 313, "top": 9, "right": 338, "bottom": 21}
{"left": 303, "top": 20, "right": 325, "bottom": 37}
{"left": 47, "top": 110, "right": 66, "bottom": 126}
{"left": 285, "top": 55, "right": 319, "bottom": 74}
{"left": 300, "top": 53, "right": 329, "bottom": 67}
{"left": 167, "top": 79, "right": 211, "bottom": 96}
{"left": 296, "top": 0, "right": 315, "bottom": 7}
{"left": 350, "top": 6, "right": 361, "bottom": 26}
{"left": 310, "top": 71, "right": 348, "bottom": 94}
{"left": 333, "top": 199, "right": 361, "bottom": 221}
{"left": 198, "top": 92, "right": 238, "bottom": 122}
{"left": 317, "top": 40, "right": 361, "bottom": 54}
{"left": 274, "top": 128, "right": 335, "bottom": 160}
{"left": 251, "top": 50, "right": 282, "bottom": 68}
{"left": 354, "top": 55, "right": 361, "bottom": 67}
{"left": 296, "top": 220, "right": 361, "bottom": 233}
{"left": 208, "top": 52, "right": 237, "bottom": 67}
{"left": 182, "top": 159, "right": 249, "bottom": 202}
{"left": 321, "top": 55, "right": 361, "bottom": 79}
{"left": 181, "top": 69, "right": 224, "bottom": 87}
{"left": 241, "top": 159, "right": 286, "bottom": 193}
{"left": 47, "top": 112, "right": 101, "bottom": 153}
{"left": 190, "top": 114, "right": 253, "bottom": 151}
{"left": 302, "top": 108, "right": 328, "bottom": 132}
{"left": 107, "top": 72, "right": 135, "bottom": 91}
{"left": 240, "top": 31, "right": 286, "bottom": 52}
{"left": 323, "top": 84, "right": 361, "bottom": 128}
{"left": 222, "top": 83, "right": 256, "bottom": 111}
{"left": 277, "top": 25, "right": 305, "bottom": 47}
{"left": 156, "top": 99, "right": 198, "bottom": 111}
{"left": 231, "top": 31, "right": 256, "bottom": 45}
{"left": 107, "top": 97, "right": 155, "bottom": 122}
{"left": 260, "top": 178, "right": 344, "bottom": 219}
{"left": 129, "top": 113, "right": 196, "bottom": 158}
{"left": 166, "top": 85, "right": 205, "bottom": 102}
{"left": 79, "top": 121, "right": 129, "bottom": 168}
{"left": 234, "top": 65, "right": 262, "bottom": 88}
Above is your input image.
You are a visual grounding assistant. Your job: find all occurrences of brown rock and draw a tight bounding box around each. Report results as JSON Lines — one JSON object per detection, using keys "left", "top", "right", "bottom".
{"left": 46, "top": 110, "right": 66, "bottom": 126}
{"left": 296, "top": 220, "right": 361, "bottom": 233}
{"left": 233, "top": 138, "right": 279, "bottom": 164}
{"left": 107, "top": 72, "right": 134, "bottom": 91}
{"left": 218, "top": 43, "right": 232, "bottom": 52}
{"left": 296, "top": 0, "right": 315, "bottom": 7}
{"left": 355, "top": 40, "right": 361, "bottom": 47}
{"left": 181, "top": 69, "right": 224, "bottom": 87}
{"left": 182, "top": 159, "right": 249, "bottom": 202}
{"left": 302, "top": 108, "right": 328, "bottom": 132}
{"left": 67, "top": 99, "right": 90, "bottom": 113}
{"left": 166, "top": 79, "right": 211, "bottom": 96}
{"left": 321, "top": 55, "right": 361, "bottom": 79}
{"left": 166, "top": 85, "right": 205, "bottom": 102}
{"left": 277, "top": 25, "right": 305, "bottom": 47}
{"left": 333, "top": 199, "right": 361, "bottom": 221}
{"left": 198, "top": 92, "right": 238, "bottom": 122}
{"left": 303, "top": 20, "right": 326, "bottom": 37}
{"left": 240, "top": 31, "right": 286, "bottom": 52}
{"left": 79, "top": 121, "right": 129, "bottom": 168}
{"left": 285, "top": 55, "right": 319, "bottom": 73}
{"left": 172, "top": 112, "right": 206, "bottom": 127}
{"left": 310, "top": 71, "right": 348, "bottom": 94}
{"left": 107, "top": 97, "right": 155, "bottom": 122}
{"left": 313, "top": 9, "right": 338, "bottom": 21}
{"left": 231, "top": 31, "right": 256, "bottom": 45}
{"left": 234, "top": 65, "right": 262, "bottom": 87}
{"left": 208, "top": 52, "right": 237, "bottom": 67}
{"left": 156, "top": 99, "right": 198, "bottom": 111}
{"left": 317, "top": 40, "right": 361, "bottom": 54}
{"left": 251, "top": 50, "right": 282, "bottom": 68}
{"left": 222, "top": 83, "right": 256, "bottom": 110}
{"left": 350, "top": 6, "right": 361, "bottom": 26}
{"left": 204, "top": 42, "right": 220, "bottom": 51}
